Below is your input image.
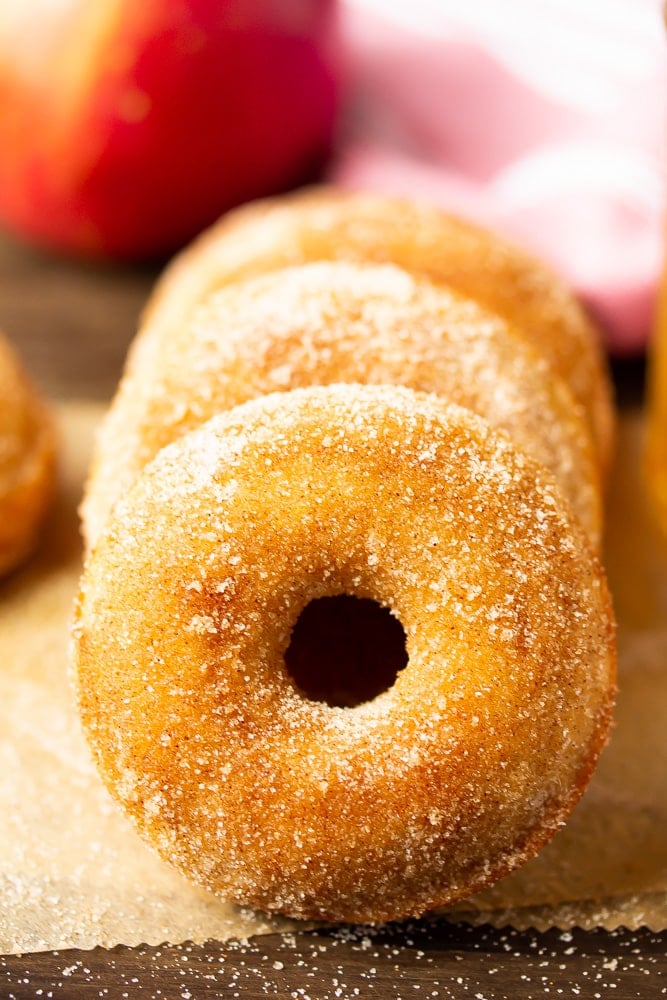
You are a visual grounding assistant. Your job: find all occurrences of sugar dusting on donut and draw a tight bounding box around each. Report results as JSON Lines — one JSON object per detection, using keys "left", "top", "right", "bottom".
{"left": 138, "top": 188, "right": 614, "bottom": 474}
{"left": 74, "top": 384, "right": 615, "bottom": 923}
{"left": 82, "top": 262, "right": 601, "bottom": 550}
{"left": 0, "top": 330, "right": 55, "bottom": 576}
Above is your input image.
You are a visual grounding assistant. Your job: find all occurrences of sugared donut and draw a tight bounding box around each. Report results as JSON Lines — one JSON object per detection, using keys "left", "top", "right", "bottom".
{"left": 0, "top": 330, "right": 55, "bottom": 576}
{"left": 73, "top": 384, "right": 616, "bottom": 924}
{"left": 82, "top": 262, "right": 602, "bottom": 549}
{"left": 135, "top": 188, "right": 614, "bottom": 474}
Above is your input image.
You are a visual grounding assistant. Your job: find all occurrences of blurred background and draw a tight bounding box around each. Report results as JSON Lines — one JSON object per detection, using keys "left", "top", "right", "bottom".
{"left": 336, "top": 0, "right": 666, "bottom": 356}
{"left": 0, "top": 0, "right": 664, "bottom": 372}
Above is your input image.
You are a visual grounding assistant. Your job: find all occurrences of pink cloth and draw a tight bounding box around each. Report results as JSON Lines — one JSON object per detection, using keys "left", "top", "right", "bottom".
{"left": 330, "top": 1, "right": 667, "bottom": 354}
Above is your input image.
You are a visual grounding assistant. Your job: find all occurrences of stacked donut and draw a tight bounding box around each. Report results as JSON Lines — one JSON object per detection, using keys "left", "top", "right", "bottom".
{"left": 73, "top": 190, "right": 617, "bottom": 925}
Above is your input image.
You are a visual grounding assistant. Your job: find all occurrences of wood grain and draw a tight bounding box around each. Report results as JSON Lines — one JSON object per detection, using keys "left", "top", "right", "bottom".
{"left": 1, "top": 923, "right": 666, "bottom": 999}
{"left": 0, "top": 232, "right": 157, "bottom": 400}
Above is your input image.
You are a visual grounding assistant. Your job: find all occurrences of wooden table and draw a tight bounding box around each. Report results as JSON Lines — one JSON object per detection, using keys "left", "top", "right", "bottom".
{"left": 0, "top": 230, "right": 664, "bottom": 999}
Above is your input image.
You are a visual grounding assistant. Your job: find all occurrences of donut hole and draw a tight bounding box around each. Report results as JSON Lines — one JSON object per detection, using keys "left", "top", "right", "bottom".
{"left": 284, "top": 595, "right": 408, "bottom": 708}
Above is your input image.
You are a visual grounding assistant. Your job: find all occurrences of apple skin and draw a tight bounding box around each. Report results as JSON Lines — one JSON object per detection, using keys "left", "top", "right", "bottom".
{"left": 0, "top": 0, "right": 340, "bottom": 260}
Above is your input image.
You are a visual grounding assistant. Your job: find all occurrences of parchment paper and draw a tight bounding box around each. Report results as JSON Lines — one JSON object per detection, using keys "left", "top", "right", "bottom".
{"left": 1, "top": 403, "right": 665, "bottom": 954}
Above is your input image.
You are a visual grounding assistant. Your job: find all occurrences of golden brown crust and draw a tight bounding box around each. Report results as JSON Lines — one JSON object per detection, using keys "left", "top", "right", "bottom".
{"left": 137, "top": 187, "right": 614, "bottom": 475}
{"left": 0, "top": 331, "right": 55, "bottom": 577}
{"left": 82, "top": 262, "right": 602, "bottom": 551}
{"left": 74, "top": 385, "right": 616, "bottom": 924}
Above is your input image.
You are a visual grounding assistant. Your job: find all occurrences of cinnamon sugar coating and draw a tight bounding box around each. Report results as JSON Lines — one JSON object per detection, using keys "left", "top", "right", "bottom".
{"left": 137, "top": 188, "right": 614, "bottom": 474}
{"left": 82, "top": 262, "right": 601, "bottom": 550}
{"left": 0, "top": 330, "right": 55, "bottom": 576}
{"left": 73, "top": 385, "right": 616, "bottom": 924}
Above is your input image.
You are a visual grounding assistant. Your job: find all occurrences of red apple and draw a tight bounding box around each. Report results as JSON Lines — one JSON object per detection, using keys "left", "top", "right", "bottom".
{"left": 0, "top": 0, "right": 339, "bottom": 260}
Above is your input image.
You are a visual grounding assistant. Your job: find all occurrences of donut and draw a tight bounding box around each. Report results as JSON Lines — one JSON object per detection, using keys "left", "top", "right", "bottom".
{"left": 0, "top": 330, "right": 55, "bottom": 577}
{"left": 73, "top": 384, "right": 616, "bottom": 924}
{"left": 134, "top": 187, "right": 614, "bottom": 475}
{"left": 82, "top": 262, "right": 602, "bottom": 550}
